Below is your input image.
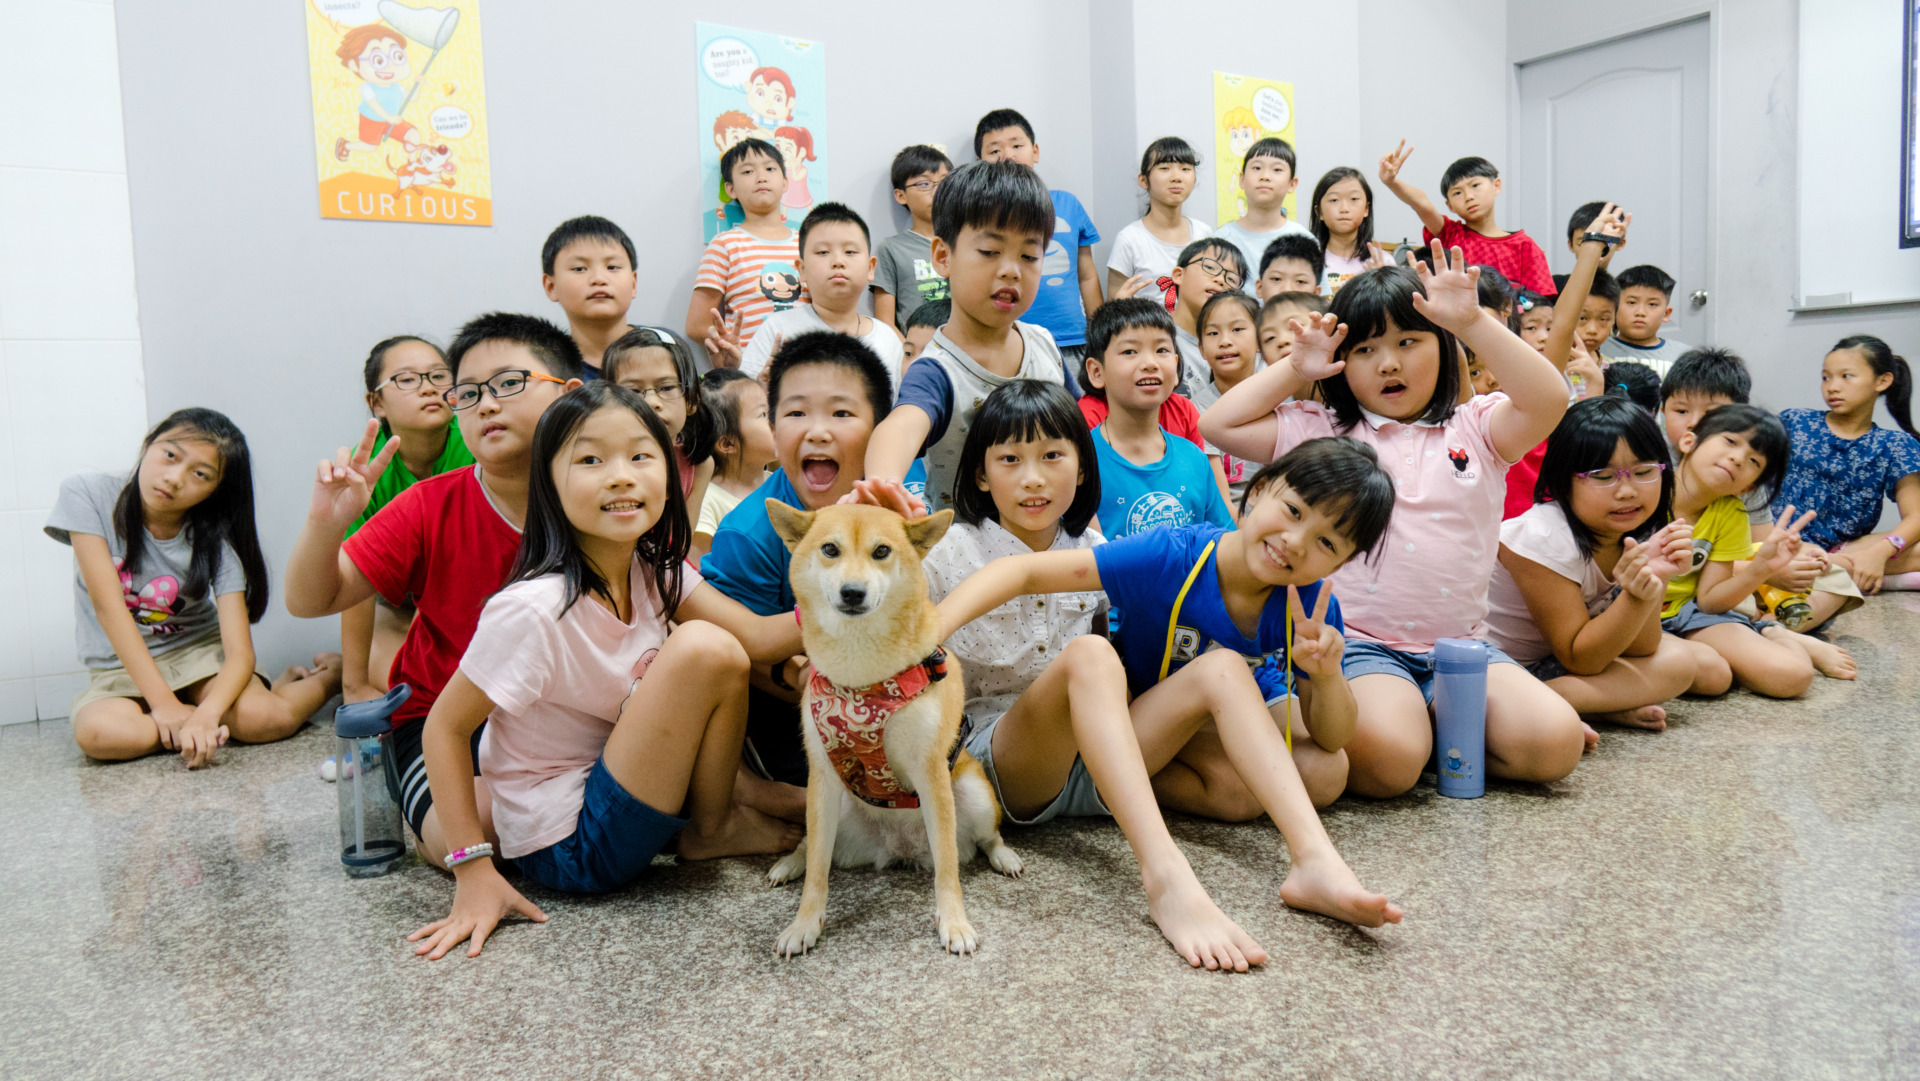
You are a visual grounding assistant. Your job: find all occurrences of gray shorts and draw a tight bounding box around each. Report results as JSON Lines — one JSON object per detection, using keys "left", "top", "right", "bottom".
{"left": 1662, "top": 600, "right": 1777, "bottom": 637}
{"left": 963, "top": 711, "right": 1109, "bottom": 827}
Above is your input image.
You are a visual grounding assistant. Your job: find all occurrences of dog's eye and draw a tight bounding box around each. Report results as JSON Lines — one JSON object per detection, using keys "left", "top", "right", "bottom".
{"left": 820, "top": 542, "right": 839, "bottom": 559}
{"left": 872, "top": 544, "right": 891, "bottom": 560}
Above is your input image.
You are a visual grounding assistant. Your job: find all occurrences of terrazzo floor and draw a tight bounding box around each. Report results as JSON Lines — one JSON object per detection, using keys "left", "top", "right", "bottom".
{"left": 5, "top": 600, "right": 1919, "bottom": 1080}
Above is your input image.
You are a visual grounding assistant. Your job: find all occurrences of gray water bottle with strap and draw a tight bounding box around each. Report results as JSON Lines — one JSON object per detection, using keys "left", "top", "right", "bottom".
{"left": 334, "top": 684, "right": 411, "bottom": 877}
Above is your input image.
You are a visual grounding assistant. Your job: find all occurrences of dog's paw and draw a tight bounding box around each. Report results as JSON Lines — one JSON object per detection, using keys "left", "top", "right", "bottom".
{"left": 768, "top": 847, "right": 807, "bottom": 886}
{"left": 937, "top": 911, "right": 978, "bottom": 955}
{"left": 984, "top": 837, "right": 1024, "bottom": 878}
{"left": 775, "top": 915, "right": 823, "bottom": 958}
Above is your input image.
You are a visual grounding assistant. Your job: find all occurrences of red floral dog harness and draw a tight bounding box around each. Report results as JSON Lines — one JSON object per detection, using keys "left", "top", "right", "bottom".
{"left": 806, "top": 648, "right": 951, "bottom": 810}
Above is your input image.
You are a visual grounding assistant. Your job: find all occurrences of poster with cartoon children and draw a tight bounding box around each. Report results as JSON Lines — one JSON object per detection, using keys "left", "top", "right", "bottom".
{"left": 1212, "top": 71, "right": 1296, "bottom": 226}
{"left": 696, "top": 23, "right": 828, "bottom": 241}
{"left": 305, "top": 0, "right": 493, "bottom": 225}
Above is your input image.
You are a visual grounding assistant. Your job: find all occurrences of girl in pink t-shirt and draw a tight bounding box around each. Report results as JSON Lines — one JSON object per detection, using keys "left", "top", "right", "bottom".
{"left": 409, "top": 382, "right": 804, "bottom": 961}
{"left": 1202, "top": 245, "right": 1586, "bottom": 800}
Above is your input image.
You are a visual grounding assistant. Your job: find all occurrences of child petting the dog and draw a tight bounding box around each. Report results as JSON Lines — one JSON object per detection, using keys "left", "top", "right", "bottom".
{"left": 914, "top": 380, "right": 1267, "bottom": 970}
{"left": 934, "top": 437, "right": 1404, "bottom": 931}
{"left": 409, "top": 383, "right": 805, "bottom": 960}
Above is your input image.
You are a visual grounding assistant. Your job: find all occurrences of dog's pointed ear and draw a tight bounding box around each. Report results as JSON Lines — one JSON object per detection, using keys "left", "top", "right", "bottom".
{"left": 766, "top": 500, "right": 815, "bottom": 552}
{"left": 903, "top": 509, "right": 954, "bottom": 557}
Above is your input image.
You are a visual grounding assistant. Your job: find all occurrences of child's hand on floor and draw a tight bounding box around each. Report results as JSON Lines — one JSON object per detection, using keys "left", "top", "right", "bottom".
{"left": 312, "top": 419, "right": 399, "bottom": 532}
{"left": 1288, "top": 585, "right": 1344, "bottom": 680}
{"left": 1285, "top": 312, "right": 1349, "bottom": 382}
{"left": 150, "top": 697, "right": 196, "bottom": 753}
{"left": 1409, "top": 241, "right": 1484, "bottom": 334}
{"left": 175, "top": 711, "right": 229, "bottom": 769}
{"left": 410, "top": 861, "right": 549, "bottom": 960}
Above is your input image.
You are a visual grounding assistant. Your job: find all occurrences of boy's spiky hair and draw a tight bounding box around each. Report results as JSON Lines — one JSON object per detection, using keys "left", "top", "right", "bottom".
{"left": 973, "top": 108, "right": 1035, "bottom": 157}
{"left": 1259, "top": 233, "right": 1324, "bottom": 283}
{"left": 904, "top": 298, "right": 950, "bottom": 333}
{"left": 720, "top": 137, "right": 784, "bottom": 185}
{"left": 447, "top": 312, "right": 583, "bottom": 381}
{"left": 1616, "top": 264, "right": 1677, "bottom": 299}
{"left": 889, "top": 144, "right": 953, "bottom": 190}
{"left": 766, "top": 330, "right": 894, "bottom": 424}
{"left": 1440, "top": 156, "right": 1499, "bottom": 194}
{"left": 931, "top": 160, "right": 1054, "bottom": 248}
{"left": 1081, "top": 298, "right": 1177, "bottom": 401}
{"left": 797, "top": 201, "right": 869, "bottom": 251}
{"left": 1661, "top": 347, "right": 1752, "bottom": 406}
{"left": 540, "top": 216, "right": 635, "bottom": 277}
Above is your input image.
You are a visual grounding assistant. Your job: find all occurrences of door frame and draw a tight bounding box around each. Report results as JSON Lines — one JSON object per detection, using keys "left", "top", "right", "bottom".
{"left": 1508, "top": 10, "right": 1717, "bottom": 337}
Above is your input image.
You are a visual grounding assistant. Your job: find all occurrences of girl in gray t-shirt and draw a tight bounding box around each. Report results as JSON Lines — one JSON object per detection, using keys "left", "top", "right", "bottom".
{"left": 44, "top": 408, "right": 341, "bottom": 766}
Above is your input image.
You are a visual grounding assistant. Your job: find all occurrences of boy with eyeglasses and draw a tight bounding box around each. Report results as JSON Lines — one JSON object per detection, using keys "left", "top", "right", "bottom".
{"left": 1165, "top": 237, "right": 1250, "bottom": 399}
{"left": 286, "top": 312, "right": 584, "bottom": 868}
{"left": 873, "top": 144, "right": 953, "bottom": 334}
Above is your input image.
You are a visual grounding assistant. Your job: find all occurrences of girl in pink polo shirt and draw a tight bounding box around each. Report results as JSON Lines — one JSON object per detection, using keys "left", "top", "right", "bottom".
{"left": 1201, "top": 245, "right": 1585, "bottom": 800}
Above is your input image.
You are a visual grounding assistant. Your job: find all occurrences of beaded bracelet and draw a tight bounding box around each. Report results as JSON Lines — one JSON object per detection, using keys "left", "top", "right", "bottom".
{"left": 444, "top": 842, "right": 494, "bottom": 870}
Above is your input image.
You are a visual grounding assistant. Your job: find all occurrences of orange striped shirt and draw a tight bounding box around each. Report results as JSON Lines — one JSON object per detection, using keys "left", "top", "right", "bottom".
{"left": 695, "top": 227, "right": 806, "bottom": 348}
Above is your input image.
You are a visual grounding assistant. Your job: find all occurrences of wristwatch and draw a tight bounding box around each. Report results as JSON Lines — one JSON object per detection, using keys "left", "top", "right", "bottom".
{"left": 1579, "top": 231, "right": 1616, "bottom": 255}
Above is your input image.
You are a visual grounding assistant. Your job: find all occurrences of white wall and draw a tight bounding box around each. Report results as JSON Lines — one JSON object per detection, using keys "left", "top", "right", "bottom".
{"left": 0, "top": 0, "right": 150, "bottom": 723}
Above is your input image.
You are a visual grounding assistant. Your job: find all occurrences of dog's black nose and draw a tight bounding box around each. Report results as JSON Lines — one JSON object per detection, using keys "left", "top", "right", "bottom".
{"left": 838, "top": 584, "right": 867, "bottom": 609}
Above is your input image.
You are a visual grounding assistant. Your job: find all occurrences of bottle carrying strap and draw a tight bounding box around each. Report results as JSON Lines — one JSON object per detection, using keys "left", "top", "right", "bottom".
{"left": 1156, "top": 538, "right": 1291, "bottom": 755}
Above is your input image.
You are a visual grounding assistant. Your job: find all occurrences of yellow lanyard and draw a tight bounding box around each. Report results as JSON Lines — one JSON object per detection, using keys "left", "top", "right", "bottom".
{"left": 1156, "top": 539, "right": 1293, "bottom": 753}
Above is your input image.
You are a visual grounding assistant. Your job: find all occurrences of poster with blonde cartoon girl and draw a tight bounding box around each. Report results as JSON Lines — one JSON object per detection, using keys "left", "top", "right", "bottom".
{"left": 695, "top": 23, "right": 828, "bottom": 240}
{"left": 1213, "top": 71, "right": 1296, "bottom": 227}
{"left": 305, "top": 0, "right": 492, "bottom": 225}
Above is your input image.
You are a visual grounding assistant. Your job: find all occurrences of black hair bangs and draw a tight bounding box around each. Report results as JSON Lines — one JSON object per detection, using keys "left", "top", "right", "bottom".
{"left": 1661, "top": 347, "right": 1751, "bottom": 405}
{"left": 1690, "top": 404, "right": 1790, "bottom": 502}
{"left": 1616, "top": 264, "right": 1676, "bottom": 298}
{"left": 1535, "top": 396, "right": 1673, "bottom": 557}
{"left": 540, "top": 215, "right": 636, "bottom": 277}
{"left": 766, "top": 330, "right": 894, "bottom": 423}
{"left": 721, "top": 137, "right": 784, "bottom": 183}
{"left": 931, "top": 160, "right": 1054, "bottom": 247}
{"left": 1140, "top": 135, "right": 1200, "bottom": 175}
{"left": 448, "top": 312, "right": 584, "bottom": 381}
{"left": 1241, "top": 437, "right": 1395, "bottom": 561}
{"left": 972, "top": 107, "right": 1035, "bottom": 157}
{"left": 904, "top": 297, "right": 951, "bottom": 332}
{"left": 1259, "top": 234, "right": 1324, "bottom": 282}
{"left": 798, "top": 200, "right": 870, "bottom": 251}
{"left": 1321, "top": 267, "right": 1461, "bottom": 430}
{"left": 952, "top": 381, "right": 1102, "bottom": 537}
{"left": 604, "top": 326, "right": 714, "bottom": 465}
{"left": 890, "top": 144, "right": 953, "bottom": 190}
{"left": 1440, "top": 156, "right": 1499, "bottom": 193}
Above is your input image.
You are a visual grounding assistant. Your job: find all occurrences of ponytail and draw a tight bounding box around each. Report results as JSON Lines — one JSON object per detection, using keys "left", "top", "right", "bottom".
{"left": 1834, "top": 334, "right": 1918, "bottom": 440}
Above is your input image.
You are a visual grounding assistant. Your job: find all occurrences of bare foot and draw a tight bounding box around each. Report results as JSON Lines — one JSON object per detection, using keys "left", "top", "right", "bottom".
{"left": 677, "top": 805, "right": 803, "bottom": 860}
{"left": 1580, "top": 721, "right": 1600, "bottom": 751}
{"left": 1143, "top": 868, "right": 1266, "bottom": 972}
{"left": 1801, "top": 637, "right": 1857, "bottom": 680}
{"left": 1587, "top": 705, "right": 1667, "bottom": 732}
{"left": 1279, "top": 851, "right": 1403, "bottom": 928}
{"left": 733, "top": 765, "right": 807, "bottom": 823}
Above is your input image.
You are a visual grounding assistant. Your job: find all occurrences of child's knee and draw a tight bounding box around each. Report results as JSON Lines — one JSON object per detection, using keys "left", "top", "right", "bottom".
{"left": 1648, "top": 640, "right": 1698, "bottom": 699}
{"left": 1059, "top": 633, "right": 1123, "bottom": 677}
{"left": 1298, "top": 747, "right": 1348, "bottom": 809}
{"left": 671, "top": 619, "right": 751, "bottom": 674}
{"left": 1345, "top": 735, "right": 1426, "bottom": 799}
{"left": 1750, "top": 652, "right": 1815, "bottom": 699}
{"left": 1683, "top": 639, "right": 1733, "bottom": 695}
{"left": 1188, "top": 649, "right": 1261, "bottom": 701}
{"left": 1506, "top": 704, "right": 1584, "bottom": 782}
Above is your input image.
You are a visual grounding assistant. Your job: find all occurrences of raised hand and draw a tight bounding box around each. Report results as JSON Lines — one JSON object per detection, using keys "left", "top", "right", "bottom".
{"left": 1288, "top": 584, "right": 1344, "bottom": 680}
{"left": 1565, "top": 346, "right": 1605, "bottom": 399}
{"left": 1113, "top": 274, "right": 1150, "bottom": 300}
{"left": 1408, "top": 241, "right": 1483, "bottom": 333}
{"left": 1285, "top": 311, "right": 1349, "bottom": 382}
{"left": 1589, "top": 202, "right": 1631, "bottom": 245}
{"left": 1378, "top": 139, "right": 1414, "bottom": 186}
{"left": 1363, "top": 242, "right": 1396, "bottom": 271}
{"left": 703, "top": 307, "right": 743, "bottom": 369}
{"left": 409, "top": 861, "right": 549, "bottom": 959}
{"left": 311, "top": 419, "right": 398, "bottom": 533}
{"left": 1757, "top": 506, "right": 1817, "bottom": 576}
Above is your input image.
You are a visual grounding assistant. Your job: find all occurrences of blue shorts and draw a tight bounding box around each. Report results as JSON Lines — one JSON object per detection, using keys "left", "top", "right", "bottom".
{"left": 963, "top": 710, "right": 1108, "bottom": 826}
{"left": 1662, "top": 600, "right": 1777, "bottom": 637}
{"left": 1340, "top": 639, "right": 1521, "bottom": 704}
{"left": 510, "top": 757, "right": 688, "bottom": 894}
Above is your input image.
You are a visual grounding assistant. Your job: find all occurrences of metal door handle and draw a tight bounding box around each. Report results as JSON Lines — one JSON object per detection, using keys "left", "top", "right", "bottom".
{"left": 1690, "top": 290, "right": 1708, "bottom": 309}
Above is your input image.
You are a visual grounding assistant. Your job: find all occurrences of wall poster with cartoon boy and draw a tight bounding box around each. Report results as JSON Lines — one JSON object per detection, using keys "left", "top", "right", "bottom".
{"left": 696, "top": 22, "right": 828, "bottom": 240}
{"left": 305, "top": 0, "right": 493, "bottom": 225}
{"left": 1212, "top": 71, "right": 1296, "bottom": 225}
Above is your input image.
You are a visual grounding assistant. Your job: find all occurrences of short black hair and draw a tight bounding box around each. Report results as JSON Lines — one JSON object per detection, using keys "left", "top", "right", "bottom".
{"left": 1474, "top": 265, "right": 1515, "bottom": 315}
{"left": 904, "top": 298, "right": 950, "bottom": 333}
{"left": 1586, "top": 267, "right": 1621, "bottom": 305}
{"left": 1567, "top": 201, "right": 1610, "bottom": 241}
{"left": 721, "top": 137, "right": 784, "bottom": 185}
{"left": 931, "top": 160, "right": 1054, "bottom": 247}
{"left": 1440, "top": 156, "right": 1499, "bottom": 194}
{"left": 767, "top": 330, "right": 894, "bottom": 424}
{"left": 1177, "top": 236, "right": 1249, "bottom": 286}
{"left": 1687, "top": 403, "right": 1790, "bottom": 502}
{"left": 447, "top": 312, "right": 583, "bottom": 382}
{"left": 1242, "top": 136, "right": 1296, "bottom": 175}
{"left": 1198, "top": 290, "right": 1261, "bottom": 337}
{"left": 540, "top": 215, "right": 635, "bottom": 277}
{"left": 1260, "top": 292, "right": 1329, "bottom": 325}
{"left": 1661, "top": 347, "right": 1752, "bottom": 406}
{"left": 890, "top": 144, "right": 953, "bottom": 191}
{"left": 1259, "top": 234, "right": 1324, "bottom": 282}
{"left": 1082, "top": 298, "right": 1177, "bottom": 400}
{"left": 1616, "top": 264, "right": 1677, "bottom": 300}
{"left": 1535, "top": 395, "right": 1673, "bottom": 557}
{"left": 1604, "top": 361, "right": 1662, "bottom": 414}
{"left": 602, "top": 326, "right": 714, "bottom": 465}
{"left": 1140, "top": 135, "right": 1199, "bottom": 176}
{"left": 1321, "top": 267, "right": 1462, "bottom": 430}
{"left": 797, "top": 200, "right": 869, "bottom": 251}
{"left": 952, "top": 381, "right": 1101, "bottom": 538}
{"left": 1240, "top": 437, "right": 1396, "bottom": 561}
{"left": 973, "top": 108, "right": 1036, "bottom": 157}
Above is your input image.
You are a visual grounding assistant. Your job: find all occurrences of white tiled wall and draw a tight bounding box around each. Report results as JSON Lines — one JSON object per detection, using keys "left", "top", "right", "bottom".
{"left": 0, "top": 0, "right": 149, "bottom": 722}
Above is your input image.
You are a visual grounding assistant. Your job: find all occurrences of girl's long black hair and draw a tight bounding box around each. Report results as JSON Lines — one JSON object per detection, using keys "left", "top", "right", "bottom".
{"left": 1831, "top": 334, "right": 1917, "bottom": 439}
{"left": 508, "top": 383, "right": 690, "bottom": 620}
{"left": 952, "top": 380, "right": 1102, "bottom": 537}
{"left": 1309, "top": 166, "right": 1375, "bottom": 260}
{"left": 115, "top": 409, "right": 269, "bottom": 622}
{"left": 603, "top": 326, "right": 717, "bottom": 466}
{"left": 1319, "top": 266, "right": 1463, "bottom": 431}
{"left": 1534, "top": 395, "right": 1674, "bottom": 558}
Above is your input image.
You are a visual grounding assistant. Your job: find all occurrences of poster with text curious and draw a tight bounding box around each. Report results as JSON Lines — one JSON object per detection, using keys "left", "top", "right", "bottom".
{"left": 306, "top": 0, "right": 492, "bottom": 225}
{"left": 697, "top": 23, "right": 827, "bottom": 241}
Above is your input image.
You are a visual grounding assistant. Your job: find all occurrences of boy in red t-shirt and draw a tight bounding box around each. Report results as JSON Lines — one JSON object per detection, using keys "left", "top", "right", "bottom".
{"left": 286, "top": 313, "right": 584, "bottom": 866}
{"left": 1377, "top": 139, "right": 1552, "bottom": 296}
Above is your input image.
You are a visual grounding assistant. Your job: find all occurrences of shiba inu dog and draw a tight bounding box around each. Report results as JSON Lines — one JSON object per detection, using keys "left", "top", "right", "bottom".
{"left": 766, "top": 502, "right": 1022, "bottom": 956}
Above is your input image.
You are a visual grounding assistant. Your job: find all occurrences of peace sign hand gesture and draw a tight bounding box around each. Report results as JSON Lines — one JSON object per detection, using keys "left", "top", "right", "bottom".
{"left": 1288, "top": 584, "right": 1344, "bottom": 680}
{"left": 1757, "top": 505, "right": 1818, "bottom": 576}
{"left": 311, "top": 418, "right": 399, "bottom": 533}
{"left": 1378, "top": 139, "right": 1414, "bottom": 186}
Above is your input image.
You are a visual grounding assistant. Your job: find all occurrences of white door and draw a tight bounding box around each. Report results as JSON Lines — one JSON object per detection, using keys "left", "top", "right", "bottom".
{"left": 1513, "top": 17, "right": 1712, "bottom": 343}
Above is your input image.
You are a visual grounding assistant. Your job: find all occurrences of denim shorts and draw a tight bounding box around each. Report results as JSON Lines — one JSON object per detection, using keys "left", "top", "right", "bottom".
{"left": 963, "top": 710, "right": 1109, "bottom": 826}
{"left": 1662, "top": 600, "right": 1776, "bottom": 638}
{"left": 510, "top": 757, "right": 689, "bottom": 894}
{"left": 1339, "top": 639, "right": 1521, "bottom": 704}
{"left": 1524, "top": 654, "right": 1572, "bottom": 683}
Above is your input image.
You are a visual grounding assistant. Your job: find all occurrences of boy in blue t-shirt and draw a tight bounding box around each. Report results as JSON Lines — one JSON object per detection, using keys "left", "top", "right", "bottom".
{"left": 1081, "top": 299, "right": 1234, "bottom": 539}
{"left": 974, "top": 108, "right": 1102, "bottom": 362}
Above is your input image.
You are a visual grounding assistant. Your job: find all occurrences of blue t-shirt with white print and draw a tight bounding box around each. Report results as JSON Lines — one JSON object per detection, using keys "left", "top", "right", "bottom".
{"left": 1024, "top": 189, "right": 1100, "bottom": 348}
{"left": 1090, "top": 424, "right": 1232, "bottom": 541}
